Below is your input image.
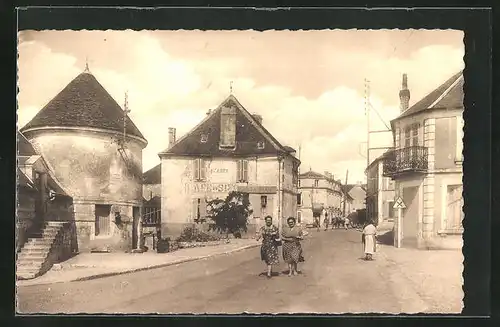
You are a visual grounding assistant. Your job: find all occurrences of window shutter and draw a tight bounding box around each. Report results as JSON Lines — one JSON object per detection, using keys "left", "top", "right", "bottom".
{"left": 193, "top": 159, "right": 200, "bottom": 180}
{"left": 243, "top": 160, "right": 248, "bottom": 182}
{"left": 199, "top": 159, "right": 206, "bottom": 181}
{"left": 237, "top": 160, "right": 242, "bottom": 182}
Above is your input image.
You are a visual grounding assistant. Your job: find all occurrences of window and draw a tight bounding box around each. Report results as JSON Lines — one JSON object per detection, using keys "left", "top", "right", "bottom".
{"left": 297, "top": 211, "right": 302, "bottom": 223}
{"left": 237, "top": 159, "right": 249, "bottom": 182}
{"left": 200, "top": 134, "right": 208, "bottom": 143}
{"left": 314, "top": 179, "right": 319, "bottom": 187}
{"left": 193, "top": 198, "right": 207, "bottom": 223}
{"left": 297, "top": 193, "right": 302, "bottom": 205}
{"left": 257, "top": 141, "right": 265, "bottom": 149}
{"left": 193, "top": 159, "right": 206, "bottom": 181}
{"left": 404, "top": 123, "right": 420, "bottom": 147}
{"left": 261, "top": 195, "right": 268, "bottom": 208}
{"left": 298, "top": 180, "right": 301, "bottom": 187}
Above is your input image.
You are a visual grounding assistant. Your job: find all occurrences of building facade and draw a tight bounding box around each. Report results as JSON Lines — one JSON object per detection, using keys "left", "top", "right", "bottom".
{"left": 158, "top": 95, "right": 300, "bottom": 238}
{"left": 298, "top": 170, "right": 343, "bottom": 226}
{"left": 366, "top": 155, "right": 396, "bottom": 225}
{"left": 383, "top": 72, "right": 464, "bottom": 249}
{"left": 342, "top": 183, "right": 367, "bottom": 212}
{"left": 17, "top": 132, "right": 74, "bottom": 252}
{"left": 20, "top": 69, "right": 148, "bottom": 252}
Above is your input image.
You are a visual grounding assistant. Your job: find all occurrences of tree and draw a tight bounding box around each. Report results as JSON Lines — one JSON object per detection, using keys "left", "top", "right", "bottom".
{"left": 206, "top": 191, "right": 253, "bottom": 237}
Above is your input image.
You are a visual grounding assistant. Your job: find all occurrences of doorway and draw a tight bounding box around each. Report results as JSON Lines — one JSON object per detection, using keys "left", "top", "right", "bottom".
{"left": 132, "top": 206, "right": 140, "bottom": 249}
{"left": 402, "top": 186, "right": 419, "bottom": 248}
{"left": 95, "top": 204, "right": 111, "bottom": 236}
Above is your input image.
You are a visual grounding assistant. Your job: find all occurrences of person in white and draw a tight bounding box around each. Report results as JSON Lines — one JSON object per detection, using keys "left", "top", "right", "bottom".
{"left": 344, "top": 217, "right": 350, "bottom": 230}
{"left": 362, "top": 220, "right": 377, "bottom": 260}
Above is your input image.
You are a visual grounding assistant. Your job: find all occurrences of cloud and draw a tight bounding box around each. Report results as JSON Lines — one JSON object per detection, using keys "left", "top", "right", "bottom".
{"left": 17, "top": 30, "right": 464, "bottom": 185}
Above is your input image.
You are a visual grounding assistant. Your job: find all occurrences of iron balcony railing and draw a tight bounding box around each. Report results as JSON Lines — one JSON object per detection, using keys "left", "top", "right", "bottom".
{"left": 383, "top": 146, "right": 428, "bottom": 177}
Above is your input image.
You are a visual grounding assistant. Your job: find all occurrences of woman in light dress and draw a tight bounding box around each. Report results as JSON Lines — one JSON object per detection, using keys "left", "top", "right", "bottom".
{"left": 256, "top": 215, "right": 280, "bottom": 278}
{"left": 362, "top": 220, "right": 377, "bottom": 260}
{"left": 281, "top": 217, "right": 305, "bottom": 276}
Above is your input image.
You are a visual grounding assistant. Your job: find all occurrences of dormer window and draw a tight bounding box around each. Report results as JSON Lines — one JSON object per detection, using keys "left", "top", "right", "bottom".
{"left": 201, "top": 134, "right": 208, "bottom": 143}
{"left": 257, "top": 141, "right": 265, "bottom": 149}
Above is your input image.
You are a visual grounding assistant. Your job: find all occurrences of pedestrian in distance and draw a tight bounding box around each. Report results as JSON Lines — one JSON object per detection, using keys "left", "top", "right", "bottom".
{"left": 344, "top": 216, "right": 350, "bottom": 230}
{"left": 362, "top": 219, "right": 377, "bottom": 261}
{"left": 256, "top": 215, "right": 281, "bottom": 278}
{"left": 323, "top": 212, "right": 329, "bottom": 231}
{"left": 281, "top": 216, "right": 305, "bottom": 276}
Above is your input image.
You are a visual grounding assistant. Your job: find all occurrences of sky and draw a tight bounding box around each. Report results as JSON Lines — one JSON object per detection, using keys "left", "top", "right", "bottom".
{"left": 17, "top": 29, "right": 464, "bottom": 184}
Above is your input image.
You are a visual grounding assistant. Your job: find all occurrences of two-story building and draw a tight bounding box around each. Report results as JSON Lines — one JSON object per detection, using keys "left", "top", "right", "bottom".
{"left": 383, "top": 72, "right": 463, "bottom": 249}
{"left": 366, "top": 153, "right": 396, "bottom": 225}
{"left": 158, "top": 94, "right": 300, "bottom": 238}
{"left": 298, "top": 170, "right": 343, "bottom": 226}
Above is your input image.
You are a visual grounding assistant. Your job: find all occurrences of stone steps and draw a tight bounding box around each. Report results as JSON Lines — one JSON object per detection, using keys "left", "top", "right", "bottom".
{"left": 16, "top": 222, "right": 66, "bottom": 280}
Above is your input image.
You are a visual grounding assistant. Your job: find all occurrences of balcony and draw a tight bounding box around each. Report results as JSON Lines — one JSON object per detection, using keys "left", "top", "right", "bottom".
{"left": 383, "top": 146, "right": 428, "bottom": 177}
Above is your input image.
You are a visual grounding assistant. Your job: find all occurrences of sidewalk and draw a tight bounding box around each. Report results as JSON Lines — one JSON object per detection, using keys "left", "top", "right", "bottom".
{"left": 17, "top": 239, "right": 260, "bottom": 287}
{"left": 377, "top": 243, "right": 464, "bottom": 313}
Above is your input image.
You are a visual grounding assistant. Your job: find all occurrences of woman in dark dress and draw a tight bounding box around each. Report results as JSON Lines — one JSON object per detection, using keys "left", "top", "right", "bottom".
{"left": 256, "top": 215, "right": 280, "bottom": 278}
{"left": 281, "top": 217, "right": 305, "bottom": 276}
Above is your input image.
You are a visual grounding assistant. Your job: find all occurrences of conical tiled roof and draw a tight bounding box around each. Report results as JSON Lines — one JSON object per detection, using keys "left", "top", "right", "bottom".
{"left": 396, "top": 71, "right": 463, "bottom": 120}
{"left": 20, "top": 71, "right": 146, "bottom": 141}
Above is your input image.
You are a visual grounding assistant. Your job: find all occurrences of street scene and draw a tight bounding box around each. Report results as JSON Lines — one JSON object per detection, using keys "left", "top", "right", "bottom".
{"left": 16, "top": 29, "right": 464, "bottom": 314}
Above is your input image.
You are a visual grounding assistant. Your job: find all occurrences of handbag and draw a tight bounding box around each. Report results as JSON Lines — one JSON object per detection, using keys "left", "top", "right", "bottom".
{"left": 274, "top": 237, "right": 282, "bottom": 246}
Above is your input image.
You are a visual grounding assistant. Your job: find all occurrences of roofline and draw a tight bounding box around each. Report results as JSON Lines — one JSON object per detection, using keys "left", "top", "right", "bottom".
{"left": 393, "top": 73, "right": 463, "bottom": 123}
{"left": 428, "top": 74, "right": 463, "bottom": 109}
{"left": 390, "top": 104, "right": 464, "bottom": 124}
{"left": 159, "top": 94, "right": 287, "bottom": 156}
{"left": 21, "top": 126, "right": 148, "bottom": 148}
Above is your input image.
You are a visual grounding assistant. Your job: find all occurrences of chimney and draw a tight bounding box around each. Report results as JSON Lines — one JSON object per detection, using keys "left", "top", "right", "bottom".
{"left": 399, "top": 73, "right": 410, "bottom": 112}
{"left": 168, "top": 127, "right": 176, "bottom": 147}
{"left": 252, "top": 114, "right": 263, "bottom": 125}
{"left": 206, "top": 109, "right": 212, "bottom": 116}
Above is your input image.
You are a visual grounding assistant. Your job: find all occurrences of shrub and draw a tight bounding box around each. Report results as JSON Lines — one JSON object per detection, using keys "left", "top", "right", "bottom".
{"left": 176, "top": 226, "right": 221, "bottom": 243}
{"left": 206, "top": 191, "right": 253, "bottom": 236}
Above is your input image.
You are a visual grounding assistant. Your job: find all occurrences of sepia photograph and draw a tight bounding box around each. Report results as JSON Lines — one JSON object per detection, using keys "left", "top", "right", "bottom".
{"left": 16, "top": 27, "right": 465, "bottom": 314}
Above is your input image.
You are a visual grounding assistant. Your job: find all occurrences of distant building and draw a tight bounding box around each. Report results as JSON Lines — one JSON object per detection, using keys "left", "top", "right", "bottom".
{"left": 298, "top": 170, "right": 343, "bottom": 226}
{"left": 158, "top": 95, "right": 300, "bottom": 238}
{"left": 341, "top": 183, "right": 367, "bottom": 212}
{"left": 383, "top": 72, "right": 463, "bottom": 249}
{"left": 20, "top": 68, "right": 148, "bottom": 252}
{"left": 366, "top": 154, "right": 396, "bottom": 225}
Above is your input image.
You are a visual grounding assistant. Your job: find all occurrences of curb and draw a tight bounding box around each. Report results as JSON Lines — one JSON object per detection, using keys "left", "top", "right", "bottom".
{"left": 18, "top": 243, "right": 260, "bottom": 286}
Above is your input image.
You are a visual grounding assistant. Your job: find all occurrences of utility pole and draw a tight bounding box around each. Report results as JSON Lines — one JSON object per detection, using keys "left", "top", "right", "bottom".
{"left": 364, "top": 78, "right": 371, "bottom": 171}
{"left": 364, "top": 78, "right": 371, "bottom": 222}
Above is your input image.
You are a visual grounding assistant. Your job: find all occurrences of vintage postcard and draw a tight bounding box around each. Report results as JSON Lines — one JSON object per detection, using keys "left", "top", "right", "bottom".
{"left": 16, "top": 27, "right": 465, "bottom": 314}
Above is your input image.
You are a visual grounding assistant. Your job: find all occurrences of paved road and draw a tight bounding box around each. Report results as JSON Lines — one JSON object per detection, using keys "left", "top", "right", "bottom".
{"left": 17, "top": 229, "right": 427, "bottom": 314}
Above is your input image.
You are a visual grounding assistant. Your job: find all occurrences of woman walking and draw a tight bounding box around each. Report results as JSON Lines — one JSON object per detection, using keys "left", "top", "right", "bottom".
{"left": 281, "top": 216, "right": 305, "bottom": 276}
{"left": 256, "top": 215, "right": 280, "bottom": 278}
{"left": 362, "top": 220, "right": 377, "bottom": 260}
